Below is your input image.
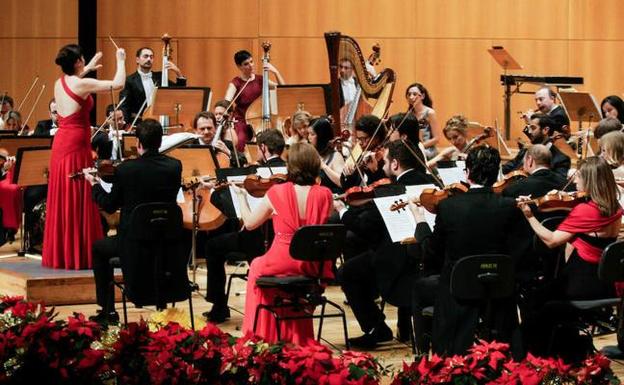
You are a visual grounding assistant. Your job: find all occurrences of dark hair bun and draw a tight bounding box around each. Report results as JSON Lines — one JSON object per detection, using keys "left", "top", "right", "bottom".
{"left": 55, "top": 44, "right": 82, "bottom": 75}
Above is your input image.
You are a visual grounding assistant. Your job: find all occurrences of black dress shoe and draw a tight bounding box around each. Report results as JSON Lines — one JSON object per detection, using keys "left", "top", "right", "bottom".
{"left": 348, "top": 322, "right": 393, "bottom": 349}
{"left": 202, "top": 306, "right": 230, "bottom": 324}
{"left": 89, "top": 310, "right": 120, "bottom": 326}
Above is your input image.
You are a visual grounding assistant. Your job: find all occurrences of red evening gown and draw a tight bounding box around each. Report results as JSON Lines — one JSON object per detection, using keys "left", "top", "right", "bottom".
{"left": 42, "top": 76, "right": 103, "bottom": 269}
{"left": 231, "top": 75, "right": 262, "bottom": 151}
{"left": 242, "top": 182, "right": 333, "bottom": 345}
{"left": 0, "top": 168, "right": 22, "bottom": 230}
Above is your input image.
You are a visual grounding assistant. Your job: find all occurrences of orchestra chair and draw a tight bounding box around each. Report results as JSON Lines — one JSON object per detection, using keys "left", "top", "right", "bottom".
{"left": 224, "top": 251, "right": 249, "bottom": 314}
{"left": 252, "top": 224, "right": 350, "bottom": 348}
{"left": 546, "top": 240, "right": 624, "bottom": 357}
{"left": 110, "top": 202, "right": 197, "bottom": 329}
{"left": 449, "top": 254, "right": 515, "bottom": 342}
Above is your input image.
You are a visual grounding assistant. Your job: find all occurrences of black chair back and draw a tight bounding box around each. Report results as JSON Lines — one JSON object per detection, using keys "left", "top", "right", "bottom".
{"left": 599, "top": 240, "right": 624, "bottom": 283}
{"left": 289, "top": 224, "right": 345, "bottom": 278}
{"left": 450, "top": 254, "right": 514, "bottom": 301}
{"left": 121, "top": 202, "right": 190, "bottom": 307}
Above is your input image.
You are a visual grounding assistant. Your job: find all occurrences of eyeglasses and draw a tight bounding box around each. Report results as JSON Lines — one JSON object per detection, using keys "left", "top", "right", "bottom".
{"left": 339, "top": 65, "right": 352, "bottom": 70}
{"left": 51, "top": 111, "right": 58, "bottom": 115}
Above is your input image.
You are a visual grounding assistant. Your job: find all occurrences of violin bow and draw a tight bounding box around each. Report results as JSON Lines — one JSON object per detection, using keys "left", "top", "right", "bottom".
{"left": 90, "top": 97, "right": 126, "bottom": 141}
{"left": 19, "top": 84, "right": 45, "bottom": 136}
{"left": 400, "top": 138, "right": 445, "bottom": 188}
{"left": 16, "top": 76, "right": 39, "bottom": 112}
{"left": 109, "top": 87, "right": 123, "bottom": 160}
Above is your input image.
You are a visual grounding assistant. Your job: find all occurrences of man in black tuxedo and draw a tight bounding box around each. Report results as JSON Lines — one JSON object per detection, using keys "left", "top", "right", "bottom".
{"left": 200, "top": 129, "right": 285, "bottom": 323}
{"left": 85, "top": 119, "right": 182, "bottom": 324}
{"left": 191, "top": 111, "right": 247, "bottom": 168}
{"left": 410, "top": 146, "right": 522, "bottom": 355}
{"left": 120, "top": 47, "right": 187, "bottom": 122}
{"left": 337, "top": 140, "right": 433, "bottom": 349}
{"left": 33, "top": 98, "right": 57, "bottom": 135}
{"left": 534, "top": 87, "right": 570, "bottom": 135}
{"left": 502, "top": 114, "right": 571, "bottom": 176}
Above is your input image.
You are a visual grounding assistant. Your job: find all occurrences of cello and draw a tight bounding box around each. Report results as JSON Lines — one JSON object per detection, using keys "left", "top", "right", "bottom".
{"left": 246, "top": 42, "right": 276, "bottom": 135}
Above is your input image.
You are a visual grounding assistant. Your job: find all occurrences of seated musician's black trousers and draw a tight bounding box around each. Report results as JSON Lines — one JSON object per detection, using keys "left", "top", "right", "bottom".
{"left": 338, "top": 250, "right": 385, "bottom": 332}
{"left": 92, "top": 236, "right": 118, "bottom": 313}
{"left": 411, "top": 274, "right": 439, "bottom": 354}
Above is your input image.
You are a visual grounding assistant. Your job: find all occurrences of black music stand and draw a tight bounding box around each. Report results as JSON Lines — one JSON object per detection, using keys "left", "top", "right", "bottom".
{"left": 488, "top": 46, "right": 523, "bottom": 139}
{"left": 149, "top": 87, "right": 211, "bottom": 134}
{"left": 12, "top": 146, "right": 52, "bottom": 257}
{"left": 558, "top": 91, "right": 601, "bottom": 157}
{"left": 276, "top": 84, "right": 331, "bottom": 118}
{"left": 0, "top": 136, "right": 53, "bottom": 157}
{"left": 121, "top": 134, "right": 138, "bottom": 158}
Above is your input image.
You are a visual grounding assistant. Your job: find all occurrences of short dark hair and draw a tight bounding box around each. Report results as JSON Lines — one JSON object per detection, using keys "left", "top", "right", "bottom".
{"left": 385, "top": 139, "right": 425, "bottom": 172}
{"left": 105, "top": 104, "right": 115, "bottom": 116}
{"left": 601, "top": 95, "right": 624, "bottom": 123}
{"left": 287, "top": 143, "right": 320, "bottom": 186}
{"left": 192, "top": 111, "right": 216, "bottom": 129}
{"left": 256, "top": 129, "right": 285, "bottom": 155}
{"left": 310, "top": 117, "right": 334, "bottom": 156}
{"left": 595, "top": 117, "right": 623, "bottom": 139}
{"left": 135, "top": 47, "right": 153, "bottom": 58}
{"left": 136, "top": 119, "right": 163, "bottom": 151}
{"left": 213, "top": 99, "right": 229, "bottom": 110}
{"left": 234, "top": 50, "right": 252, "bottom": 66}
{"left": 530, "top": 113, "right": 563, "bottom": 135}
{"left": 389, "top": 113, "right": 420, "bottom": 144}
{"left": 55, "top": 44, "right": 83, "bottom": 75}
{"left": 355, "top": 114, "right": 385, "bottom": 140}
{"left": 465, "top": 146, "right": 500, "bottom": 187}
{"left": 2, "top": 95, "right": 14, "bottom": 108}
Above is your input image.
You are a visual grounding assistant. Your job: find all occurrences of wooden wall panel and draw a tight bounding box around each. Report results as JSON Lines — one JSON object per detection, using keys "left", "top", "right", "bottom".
{"left": 98, "top": 0, "right": 258, "bottom": 38}
{"left": 569, "top": 0, "right": 624, "bottom": 40}
{"left": 0, "top": 0, "right": 77, "bottom": 38}
{"left": 0, "top": 39, "right": 75, "bottom": 127}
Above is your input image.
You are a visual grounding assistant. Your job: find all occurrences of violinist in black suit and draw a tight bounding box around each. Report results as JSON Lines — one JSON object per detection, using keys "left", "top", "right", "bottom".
{"left": 191, "top": 111, "right": 246, "bottom": 168}
{"left": 199, "top": 129, "right": 285, "bottom": 323}
{"left": 85, "top": 119, "right": 182, "bottom": 325}
{"left": 120, "top": 47, "right": 187, "bottom": 122}
{"left": 337, "top": 139, "right": 433, "bottom": 349}
{"left": 33, "top": 98, "right": 58, "bottom": 136}
{"left": 410, "top": 146, "right": 522, "bottom": 356}
{"left": 340, "top": 114, "right": 387, "bottom": 190}
{"left": 502, "top": 114, "right": 571, "bottom": 177}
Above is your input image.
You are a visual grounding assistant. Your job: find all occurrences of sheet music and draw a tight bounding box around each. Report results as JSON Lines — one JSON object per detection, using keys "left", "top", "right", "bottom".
{"left": 227, "top": 174, "right": 265, "bottom": 218}
{"left": 176, "top": 187, "right": 185, "bottom": 204}
{"left": 159, "top": 132, "right": 200, "bottom": 153}
{"left": 374, "top": 195, "right": 417, "bottom": 243}
{"left": 437, "top": 164, "right": 466, "bottom": 185}
{"left": 256, "top": 166, "right": 287, "bottom": 178}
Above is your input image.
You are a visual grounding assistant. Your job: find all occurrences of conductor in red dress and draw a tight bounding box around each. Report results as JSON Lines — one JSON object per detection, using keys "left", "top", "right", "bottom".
{"left": 43, "top": 44, "right": 126, "bottom": 269}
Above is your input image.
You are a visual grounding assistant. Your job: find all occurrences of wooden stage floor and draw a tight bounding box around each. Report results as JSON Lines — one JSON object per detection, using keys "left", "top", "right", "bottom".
{"left": 1, "top": 239, "right": 623, "bottom": 382}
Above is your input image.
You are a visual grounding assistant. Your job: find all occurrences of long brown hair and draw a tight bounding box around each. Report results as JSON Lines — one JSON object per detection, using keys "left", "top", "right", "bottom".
{"left": 578, "top": 156, "right": 620, "bottom": 216}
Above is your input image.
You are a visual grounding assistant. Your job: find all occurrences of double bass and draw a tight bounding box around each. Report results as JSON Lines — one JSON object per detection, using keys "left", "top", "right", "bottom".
{"left": 246, "top": 42, "right": 276, "bottom": 135}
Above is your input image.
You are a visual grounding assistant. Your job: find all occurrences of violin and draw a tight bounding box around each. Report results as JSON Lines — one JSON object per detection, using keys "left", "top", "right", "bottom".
{"left": 68, "top": 159, "right": 122, "bottom": 182}
{"left": 341, "top": 177, "right": 392, "bottom": 205}
{"left": 517, "top": 190, "right": 588, "bottom": 212}
{"left": 491, "top": 170, "right": 528, "bottom": 194}
{"left": 390, "top": 183, "right": 468, "bottom": 214}
{"left": 242, "top": 173, "right": 288, "bottom": 198}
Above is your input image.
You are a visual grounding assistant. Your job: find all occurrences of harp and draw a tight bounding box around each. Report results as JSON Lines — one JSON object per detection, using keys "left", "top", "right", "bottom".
{"left": 325, "top": 31, "right": 396, "bottom": 136}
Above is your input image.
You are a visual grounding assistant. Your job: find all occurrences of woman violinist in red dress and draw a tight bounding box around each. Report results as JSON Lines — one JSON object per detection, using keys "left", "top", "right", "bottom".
{"left": 224, "top": 49, "right": 285, "bottom": 152}
{"left": 43, "top": 44, "right": 126, "bottom": 269}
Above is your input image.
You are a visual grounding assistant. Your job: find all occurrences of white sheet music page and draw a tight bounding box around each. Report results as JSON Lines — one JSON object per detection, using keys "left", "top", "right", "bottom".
{"left": 437, "top": 164, "right": 466, "bottom": 186}
{"left": 374, "top": 195, "right": 417, "bottom": 243}
{"left": 255, "top": 166, "right": 287, "bottom": 178}
{"left": 227, "top": 174, "right": 265, "bottom": 218}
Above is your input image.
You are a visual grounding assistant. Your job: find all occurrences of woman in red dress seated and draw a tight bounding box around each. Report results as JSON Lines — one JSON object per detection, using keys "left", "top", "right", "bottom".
{"left": 233, "top": 143, "right": 333, "bottom": 345}
{"left": 43, "top": 44, "right": 126, "bottom": 269}
{"left": 0, "top": 154, "right": 21, "bottom": 240}
{"left": 518, "top": 156, "right": 623, "bottom": 359}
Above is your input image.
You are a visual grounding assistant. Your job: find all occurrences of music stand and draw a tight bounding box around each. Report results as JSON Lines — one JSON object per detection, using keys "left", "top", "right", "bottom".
{"left": 12, "top": 146, "right": 51, "bottom": 257}
{"left": 0, "top": 136, "right": 52, "bottom": 157}
{"left": 245, "top": 142, "right": 259, "bottom": 164}
{"left": 149, "top": 87, "right": 211, "bottom": 134}
{"left": 122, "top": 134, "right": 138, "bottom": 158}
{"left": 488, "top": 46, "right": 523, "bottom": 139}
{"left": 276, "top": 84, "right": 330, "bottom": 118}
{"left": 558, "top": 91, "right": 601, "bottom": 158}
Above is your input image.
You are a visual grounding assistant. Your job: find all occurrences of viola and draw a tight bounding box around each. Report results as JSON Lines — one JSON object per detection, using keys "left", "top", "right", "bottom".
{"left": 342, "top": 178, "right": 392, "bottom": 205}
{"left": 518, "top": 190, "right": 588, "bottom": 212}
{"left": 243, "top": 173, "right": 288, "bottom": 198}
{"left": 492, "top": 170, "right": 528, "bottom": 194}
{"left": 390, "top": 183, "right": 468, "bottom": 214}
